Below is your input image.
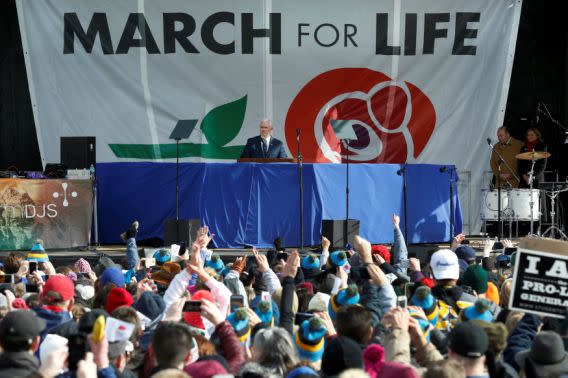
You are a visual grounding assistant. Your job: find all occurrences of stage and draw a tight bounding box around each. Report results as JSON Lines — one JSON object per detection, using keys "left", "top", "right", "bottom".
{"left": 96, "top": 162, "right": 462, "bottom": 248}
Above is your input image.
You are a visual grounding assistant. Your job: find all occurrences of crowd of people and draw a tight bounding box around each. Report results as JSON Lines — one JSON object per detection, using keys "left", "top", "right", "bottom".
{"left": 1, "top": 216, "right": 567, "bottom": 378}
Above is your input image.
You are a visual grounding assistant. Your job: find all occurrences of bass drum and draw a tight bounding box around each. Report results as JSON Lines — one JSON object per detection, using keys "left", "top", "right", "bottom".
{"left": 480, "top": 189, "right": 509, "bottom": 221}
{"left": 510, "top": 189, "right": 540, "bottom": 221}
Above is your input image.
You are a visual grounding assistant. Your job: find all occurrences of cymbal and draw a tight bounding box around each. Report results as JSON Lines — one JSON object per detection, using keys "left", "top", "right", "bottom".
{"left": 516, "top": 151, "right": 551, "bottom": 160}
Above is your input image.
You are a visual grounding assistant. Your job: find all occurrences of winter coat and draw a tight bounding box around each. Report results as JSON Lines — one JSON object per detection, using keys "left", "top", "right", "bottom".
{"left": 0, "top": 351, "right": 40, "bottom": 378}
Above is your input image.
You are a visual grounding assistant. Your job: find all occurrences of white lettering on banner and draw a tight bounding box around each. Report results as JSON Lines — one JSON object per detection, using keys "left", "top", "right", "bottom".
{"left": 525, "top": 255, "right": 541, "bottom": 274}
{"left": 520, "top": 293, "right": 568, "bottom": 308}
{"left": 545, "top": 260, "right": 568, "bottom": 278}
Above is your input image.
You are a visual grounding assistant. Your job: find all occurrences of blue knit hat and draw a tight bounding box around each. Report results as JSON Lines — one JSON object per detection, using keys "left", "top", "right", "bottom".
{"left": 455, "top": 245, "right": 476, "bottom": 262}
{"left": 294, "top": 317, "right": 327, "bottom": 362}
{"left": 301, "top": 254, "right": 320, "bottom": 270}
{"left": 152, "top": 249, "right": 171, "bottom": 265}
{"left": 254, "top": 300, "right": 274, "bottom": 325}
{"left": 27, "top": 239, "right": 49, "bottom": 263}
{"left": 460, "top": 299, "right": 493, "bottom": 323}
{"left": 205, "top": 254, "right": 225, "bottom": 273}
{"left": 227, "top": 308, "right": 251, "bottom": 346}
{"left": 328, "top": 251, "right": 347, "bottom": 268}
{"left": 329, "top": 285, "right": 360, "bottom": 321}
{"left": 409, "top": 286, "right": 439, "bottom": 326}
{"left": 99, "top": 267, "right": 126, "bottom": 288}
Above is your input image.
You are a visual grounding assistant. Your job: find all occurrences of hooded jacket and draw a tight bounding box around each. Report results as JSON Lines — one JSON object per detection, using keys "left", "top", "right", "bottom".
{"left": 33, "top": 306, "right": 72, "bottom": 340}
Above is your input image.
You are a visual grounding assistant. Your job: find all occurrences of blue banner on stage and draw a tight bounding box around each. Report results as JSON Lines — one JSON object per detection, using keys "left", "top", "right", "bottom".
{"left": 95, "top": 163, "right": 461, "bottom": 248}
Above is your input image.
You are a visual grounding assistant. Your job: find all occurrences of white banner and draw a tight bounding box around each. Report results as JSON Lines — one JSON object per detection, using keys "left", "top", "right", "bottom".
{"left": 17, "top": 0, "right": 522, "bottom": 231}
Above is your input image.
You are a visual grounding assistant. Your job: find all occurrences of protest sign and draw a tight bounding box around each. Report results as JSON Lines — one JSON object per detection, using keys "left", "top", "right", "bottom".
{"left": 509, "top": 238, "right": 568, "bottom": 318}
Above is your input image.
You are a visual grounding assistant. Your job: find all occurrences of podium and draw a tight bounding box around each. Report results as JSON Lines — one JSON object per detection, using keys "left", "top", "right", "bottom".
{"left": 237, "top": 158, "right": 295, "bottom": 163}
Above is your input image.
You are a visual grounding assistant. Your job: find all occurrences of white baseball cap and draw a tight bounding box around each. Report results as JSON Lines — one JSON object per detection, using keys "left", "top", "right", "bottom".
{"left": 430, "top": 249, "right": 460, "bottom": 280}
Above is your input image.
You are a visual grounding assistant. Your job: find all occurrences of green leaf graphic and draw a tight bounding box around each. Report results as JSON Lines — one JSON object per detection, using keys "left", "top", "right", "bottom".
{"left": 201, "top": 95, "right": 247, "bottom": 147}
{"left": 109, "top": 95, "right": 248, "bottom": 159}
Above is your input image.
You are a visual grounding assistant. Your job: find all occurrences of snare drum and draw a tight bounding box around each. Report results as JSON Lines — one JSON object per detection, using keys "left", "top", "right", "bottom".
{"left": 481, "top": 189, "right": 509, "bottom": 221}
{"left": 510, "top": 189, "right": 540, "bottom": 221}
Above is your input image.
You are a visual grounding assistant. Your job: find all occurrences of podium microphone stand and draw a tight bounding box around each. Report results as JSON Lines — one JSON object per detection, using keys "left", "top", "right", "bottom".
{"left": 330, "top": 120, "right": 359, "bottom": 246}
{"left": 165, "top": 120, "right": 197, "bottom": 244}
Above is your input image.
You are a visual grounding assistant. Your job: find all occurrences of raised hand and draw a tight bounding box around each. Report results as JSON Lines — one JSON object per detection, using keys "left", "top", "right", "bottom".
{"left": 196, "top": 225, "right": 214, "bottom": 248}
{"left": 409, "top": 257, "right": 421, "bottom": 272}
{"left": 354, "top": 235, "right": 372, "bottom": 264}
{"left": 201, "top": 298, "right": 225, "bottom": 326}
{"left": 282, "top": 250, "right": 300, "bottom": 278}
{"left": 451, "top": 233, "right": 466, "bottom": 251}
{"left": 321, "top": 236, "right": 331, "bottom": 251}
{"left": 252, "top": 247, "right": 270, "bottom": 273}
{"left": 392, "top": 213, "right": 400, "bottom": 228}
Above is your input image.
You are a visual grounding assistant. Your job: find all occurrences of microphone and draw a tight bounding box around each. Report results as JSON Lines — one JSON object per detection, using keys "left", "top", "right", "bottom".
{"left": 439, "top": 166, "right": 448, "bottom": 173}
{"left": 296, "top": 128, "right": 300, "bottom": 141}
{"left": 487, "top": 138, "right": 492, "bottom": 145}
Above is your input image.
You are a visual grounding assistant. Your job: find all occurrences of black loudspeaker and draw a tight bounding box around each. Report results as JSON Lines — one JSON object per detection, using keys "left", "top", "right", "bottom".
{"left": 322, "top": 219, "right": 360, "bottom": 249}
{"left": 163, "top": 219, "right": 201, "bottom": 246}
{"left": 60, "top": 137, "right": 96, "bottom": 169}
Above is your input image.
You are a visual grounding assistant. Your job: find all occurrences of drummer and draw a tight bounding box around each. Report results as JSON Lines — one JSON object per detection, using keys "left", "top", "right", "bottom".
{"left": 490, "top": 126, "right": 523, "bottom": 188}
{"left": 518, "top": 127, "right": 547, "bottom": 188}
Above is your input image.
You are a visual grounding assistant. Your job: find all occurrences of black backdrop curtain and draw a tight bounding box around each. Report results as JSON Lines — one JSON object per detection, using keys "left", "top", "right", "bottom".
{"left": 0, "top": 0, "right": 41, "bottom": 171}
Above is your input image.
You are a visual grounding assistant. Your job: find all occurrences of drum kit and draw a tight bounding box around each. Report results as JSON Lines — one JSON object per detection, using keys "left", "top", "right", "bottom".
{"left": 481, "top": 150, "right": 568, "bottom": 240}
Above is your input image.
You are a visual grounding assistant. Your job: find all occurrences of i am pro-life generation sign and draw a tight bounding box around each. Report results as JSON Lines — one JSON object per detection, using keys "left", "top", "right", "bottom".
{"left": 509, "top": 238, "right": 568, "bottom": 319}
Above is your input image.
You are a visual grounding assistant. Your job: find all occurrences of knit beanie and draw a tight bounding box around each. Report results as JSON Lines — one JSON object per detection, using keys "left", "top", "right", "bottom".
{"left": 74, "top": 258, "right": 92, "bottom": 273}
{"left": 455, "top": 245, "right": 476, "bottom": 262}
{"left": 133, "top": 292, "right": 166, "bottom": 321}
{"left": 153, "top": 249, "right": 171, "bottom": 265}
{"left": 28, "top": 239, "right": 48, "bottom": 263}
{"left": 363, "top": 343, "right": 385, "bottom": 378}
{"left": 329, "top": 285, "right": 360, "bottom": 321}
{"left": 371, "top": 245, "right": 391, "bottom": 264}
{"left": 308, "top": 292, "right": 331, "bottom": 313}
{"left": 461, "top": 264, "right": 489, "bottom": 294}
{"left": 227, "top": 308, "right": 251, "bottom": 345}
{"left": 297, "top": 282, "right": 314, "bottom": 295}
{"left": 205, "top": 254, "right": 225, "bottom": 273}
{"left": 301, "top": 254, "right": 321, "bottom": 270}
{"left": 328, "top": 251, "right": 348, "bottom": 268}
{"left": 321, "top": 336, "right": 364, "bottom": 376}
{"left": 105, "top": 287, "right": 134, "bottom": 314}
{"left": 254, "top": 300, "right": 274, "bottom": 326}
{"left": 470, "top": 320, "right": 508, "bottom": 356}
{"left": 486, "top": 281, "right": 500, "bottom": 305}
{"left": 460, "top": 298, "right": 493, "bottom": 323}
{"left": 99, "top": 267, "right": 126, "bottom": 288}
{"left": 294, "top": 317, "right": 327, "bottom": 362}
{"left": 409, "top": 286, "right": 439, "bottom": 326}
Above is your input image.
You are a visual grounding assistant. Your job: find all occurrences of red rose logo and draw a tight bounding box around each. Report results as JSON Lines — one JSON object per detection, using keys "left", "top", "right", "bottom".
{"left": 284, "top": 68, "right": 436, "bottom": 163}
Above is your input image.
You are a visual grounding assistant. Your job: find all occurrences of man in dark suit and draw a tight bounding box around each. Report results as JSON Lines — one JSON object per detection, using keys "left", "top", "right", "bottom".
{"left": 240, "top": 118, "right": 288, "bottom": 159}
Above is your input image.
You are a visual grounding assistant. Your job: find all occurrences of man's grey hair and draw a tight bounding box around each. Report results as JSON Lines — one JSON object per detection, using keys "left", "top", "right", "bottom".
{"left": 260, "top": 118, "right": 273, "bottom": 128}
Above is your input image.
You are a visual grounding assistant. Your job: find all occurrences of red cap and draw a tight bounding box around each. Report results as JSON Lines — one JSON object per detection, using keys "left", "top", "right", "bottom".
{"left": 371, "top": 245, "right": 391, "bottom": 264}
{"left": 105, "top": 287, "right": 134, "bottom": 314}
{"left": 41, "top": 275, "right": 75, "bottom": 303}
